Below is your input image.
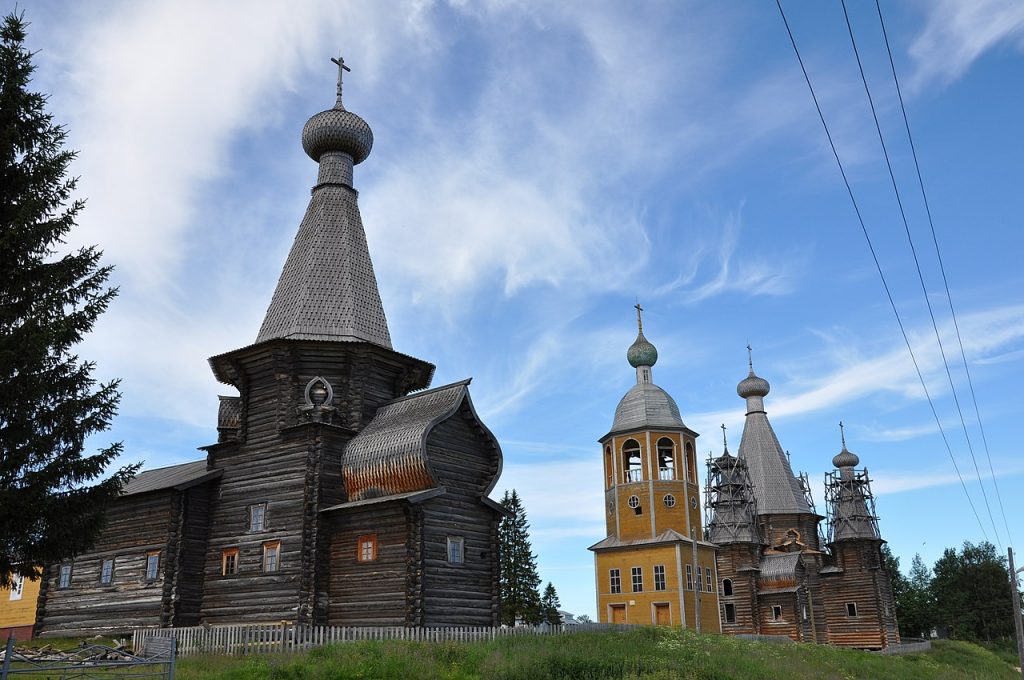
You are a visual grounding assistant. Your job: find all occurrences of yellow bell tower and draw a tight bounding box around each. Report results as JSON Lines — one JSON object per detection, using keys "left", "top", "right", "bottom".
{"left": 589, "top": 305, "right": 720, "bottom": 630}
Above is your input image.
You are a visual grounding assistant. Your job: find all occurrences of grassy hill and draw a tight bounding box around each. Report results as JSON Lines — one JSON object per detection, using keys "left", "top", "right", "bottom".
{"left": 173, "top": 627, "right": 1019, "bottom": 679}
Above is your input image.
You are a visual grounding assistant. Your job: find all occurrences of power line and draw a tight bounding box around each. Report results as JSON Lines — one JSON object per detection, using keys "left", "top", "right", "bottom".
{"left": 872, "top": 0, "right": 1015, "bottom": 550}
{"left": 839, "top": 0, "right": 1002, "bottom": 550}
{"left": 772, "top": 0, "right": 989, "bottom": 543}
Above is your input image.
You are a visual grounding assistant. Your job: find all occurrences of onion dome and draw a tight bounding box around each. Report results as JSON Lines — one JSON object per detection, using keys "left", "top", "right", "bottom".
{"left": 301, "top": 56, "right": 373, "bottom": 164}
{"left": 737, "top": 370, "right": 770, "bottom": 399}
{"left": 833, "top": 421, "right": 860, "bottom": 468}
{"left": 627, "top": 331, "right": 658, "bottom": 368}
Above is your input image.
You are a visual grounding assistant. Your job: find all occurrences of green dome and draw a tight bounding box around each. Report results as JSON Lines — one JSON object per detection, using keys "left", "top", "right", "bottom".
{"left": 627, "top": 331, "right": 658, "bottom": 368}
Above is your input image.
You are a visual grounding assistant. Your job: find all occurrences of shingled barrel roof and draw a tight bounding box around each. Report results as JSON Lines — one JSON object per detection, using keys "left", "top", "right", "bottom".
{"left": 342, "top": 380, "right": 500, "bottom": 501}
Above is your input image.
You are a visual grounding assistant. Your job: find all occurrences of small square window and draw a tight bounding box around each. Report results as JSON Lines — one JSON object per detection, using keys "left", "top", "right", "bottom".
{"left": 146, "top": 552, "right": 160, "bottom": 581}
{"left": 58, "top": 564, "right": 72, "bottom": 589}
{"left": 772, "top": 605, "right": 782, "bottom": 621}
{"left": 846, "top": 602, "right": 858, "bottom": 617}
{"left": 263, "top": 542, "right": 281, "bottom": 572}
{"left": 249, "top": 504, "right": 266, "bottom": 532}
{"left": 447, "top": 536, "right": 464, "bottom": 564}
{"left": 100, "top": 559, "right": 114, "bottom": 585}
{"left": 357, "top": 534, "right": 376, "bottom": 562}
{"left": 222, "top": 548, "right": 239, "bottom": 576}
{"left": 724, "top": 603, "right": 736, "bottom": 623}
{"left": 9, "top": 574, "right": 24, "bottom": 601}
{"left": 610, "top": 568, "right": 621, "bottom": 594}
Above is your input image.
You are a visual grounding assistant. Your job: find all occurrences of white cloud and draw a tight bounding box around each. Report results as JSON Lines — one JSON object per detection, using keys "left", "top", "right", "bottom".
{"left": 872, "top": 460, "right": 1024, "bottom": 495}
{"left": 909, "top": 0, "right": 1024, "bottom": 89}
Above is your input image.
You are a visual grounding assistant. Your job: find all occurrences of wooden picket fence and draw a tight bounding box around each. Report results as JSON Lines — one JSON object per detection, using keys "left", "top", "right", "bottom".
{"left": 133, "top": 622, "right": 621, "bottom": 657}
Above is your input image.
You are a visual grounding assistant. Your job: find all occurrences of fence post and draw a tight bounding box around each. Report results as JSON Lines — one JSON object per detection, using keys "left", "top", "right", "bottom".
{"left": 167, "top": 637, "right": 177, "bottom": 680}
{"left": 2, "top": 633, "right": 15, "bottom": 680}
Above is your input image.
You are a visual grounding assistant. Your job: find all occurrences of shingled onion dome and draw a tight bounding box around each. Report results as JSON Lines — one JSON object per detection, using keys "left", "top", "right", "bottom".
{"left": 301, "top": 55, "right": 373, "bottom": 188}
{"left": 737, "top": 352, "right": 770, "bottom": 415}
{"left": 833, "top": 421, "right": 860, "bottom": 469}
{"left": 627, "top": 331, "right": 658, "bottom": 370}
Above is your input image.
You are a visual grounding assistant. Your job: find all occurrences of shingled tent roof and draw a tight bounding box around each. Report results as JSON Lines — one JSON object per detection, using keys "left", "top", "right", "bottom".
{"left": 736, "top": 366, "right": 812, "bottom": 516}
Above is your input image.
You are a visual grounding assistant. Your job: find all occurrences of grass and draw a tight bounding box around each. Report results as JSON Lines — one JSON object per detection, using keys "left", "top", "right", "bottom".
{"left": 163, "top": 628, "right": 1020, "bottom": 679}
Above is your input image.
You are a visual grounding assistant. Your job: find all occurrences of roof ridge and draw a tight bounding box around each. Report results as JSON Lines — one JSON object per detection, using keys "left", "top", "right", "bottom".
{"left": 384, "top": 378, "right": 471, "bottom": 405}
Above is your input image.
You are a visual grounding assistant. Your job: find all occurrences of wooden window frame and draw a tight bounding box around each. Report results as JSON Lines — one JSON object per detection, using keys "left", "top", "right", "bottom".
{"left": 685, "top": 564, "right": 693, "bottom": 591}
{"left": 100, "top": 558, "right": 115, "bottom": 586}
{"left": 724, "top": 602, "right": 736, "bottom": 623}
{"left": 722, "top": 578, "right": 733, "bottom": 597}
{"left": 249, "top": 503, "right": 267, "bottom": 533}
{"left": 58, "top": 564, "right": 72, "bottom": 589}
{"left": 653, "top": 564, "right": 666, "bottom": 591}
{"left": 696, "top": 566, "right": 703, "bottom": 592}
{"left": 609, "top": 568, "right": 621, "bottom": 594}
{"left": 706, "top": 567, "right": 713, "bottom": 592}
{"left": 262, "top": 541, "right": 281, "bottom": 573}
{"left": 771, "top": 605, "right": 782, "bottom": 622}
{"left": 631, "top": 566, "right": 643, "bottom": 593}
{"left": 357, "top": 534, "right": 377, "bottom": 563}
{"left": 447, "top": 536, "right": 465, "bottom": 564}
{"left": 221, "top": 548, "right": 239, "bottom": 576}
{"left": 145, "top": 551, "right": 160, "bottom": 582}
{"left": 846, "top": 602, "right": 858, "bottom": 618}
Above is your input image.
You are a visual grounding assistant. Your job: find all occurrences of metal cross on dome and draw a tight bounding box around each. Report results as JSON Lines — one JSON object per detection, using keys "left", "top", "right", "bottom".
{"left": 634, "top": 301, "right": 644, "bottom": 332}
{"left": 331, "top": 54, "right": 351, "bottom": 106}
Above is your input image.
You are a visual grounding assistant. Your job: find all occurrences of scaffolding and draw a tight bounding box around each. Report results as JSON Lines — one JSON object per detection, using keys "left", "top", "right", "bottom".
{"left": 705, "top": 451, "right": 762, "bottom": 545}
{"left": 824, "top": 467, "right": 880, "bottom": 544}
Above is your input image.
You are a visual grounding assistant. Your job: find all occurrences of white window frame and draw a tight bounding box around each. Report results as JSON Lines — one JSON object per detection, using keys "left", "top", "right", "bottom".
{"left": 685, "top": 564, "right": 693, "bottom": 590}
{"left": 9, "top": 573, "right": 24, "bottom": 601}
{"left": 447, "top": 536, "right": 465, "bottom": 564}
{"left": 706, "top": 567, "right": 712, "bottom": 592}
{"left": 772, "top": 605, "right": 782, "bottom": 621}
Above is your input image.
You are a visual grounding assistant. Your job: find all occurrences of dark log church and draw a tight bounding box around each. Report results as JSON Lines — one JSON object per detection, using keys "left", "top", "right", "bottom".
{"left": 34, "top": 60, "right": 506, "bottom": 636}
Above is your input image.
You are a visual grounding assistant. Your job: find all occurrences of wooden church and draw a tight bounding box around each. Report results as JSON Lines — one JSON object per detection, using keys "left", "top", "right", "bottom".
{"left": 592, "top": 315, "right": 900, "bottom": 649}
{"left": 34, "top": 60, "right": 506, "bottom": 636}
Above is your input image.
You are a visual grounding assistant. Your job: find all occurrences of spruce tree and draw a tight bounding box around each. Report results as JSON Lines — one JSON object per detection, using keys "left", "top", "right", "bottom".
{"left": 0, "top": 11, "right": 137, "bottom": 586}
{"left": 498, "top": 489, "right": 542, "bottom": 625}
{"left": 540, "top": 581, "right": 561, "bottom": 625}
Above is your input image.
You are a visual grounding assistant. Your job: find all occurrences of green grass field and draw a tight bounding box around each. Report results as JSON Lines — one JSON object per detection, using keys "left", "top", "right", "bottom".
{"left": 167, "top": 628, "right": 1018, "bottom": 680}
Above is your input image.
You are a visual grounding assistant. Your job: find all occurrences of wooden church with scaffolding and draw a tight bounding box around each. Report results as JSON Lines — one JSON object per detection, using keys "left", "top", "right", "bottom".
{"left": 703, "top": 351, "right": 900, "bottom": 648}
{"left": 591, "top": 310, "right": 899, "bottom": 648}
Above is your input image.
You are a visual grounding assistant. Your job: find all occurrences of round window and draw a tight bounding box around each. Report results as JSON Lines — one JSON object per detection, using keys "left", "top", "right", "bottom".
{"left": 690, "top": 497, "right": 698, "bottom": 509}
{"left": 627, "top": 495, "right": 640, "bottom": 509}
{"left": 663, "top": 494, "right": 676, "bottom": 508}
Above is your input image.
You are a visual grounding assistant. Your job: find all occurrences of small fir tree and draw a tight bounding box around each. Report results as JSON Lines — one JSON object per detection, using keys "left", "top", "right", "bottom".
{"left": 498, "top": 489, "right": 542, "bottom": 625}
{"left": 900, "top": 553, "right": 937, "bottom": 639}
{"left": 541, "top": 581, "right": 562, "bottom": 625}
{"left": 0, "top": 11, "right": 137, "bottom": 585}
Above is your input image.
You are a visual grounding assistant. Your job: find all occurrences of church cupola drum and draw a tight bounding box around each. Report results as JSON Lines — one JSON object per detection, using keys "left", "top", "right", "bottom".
{"left": 590, "top": 307, "right": 720, "bottom": 631}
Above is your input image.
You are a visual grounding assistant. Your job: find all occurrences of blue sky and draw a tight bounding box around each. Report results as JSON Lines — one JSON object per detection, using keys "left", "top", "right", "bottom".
{"left": 14, "top": 0, "right": 1024, "bottom": 619}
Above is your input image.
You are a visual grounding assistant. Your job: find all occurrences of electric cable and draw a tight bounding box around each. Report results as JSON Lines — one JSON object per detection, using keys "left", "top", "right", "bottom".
{"left": 840, "top": 0, "right": 1002, "bottom": 550}
{"left": 773, "top": 0, "right": 990, "bottom": 542}
{"left": 872, "top": 0, "right": 1015, "bottom": 550}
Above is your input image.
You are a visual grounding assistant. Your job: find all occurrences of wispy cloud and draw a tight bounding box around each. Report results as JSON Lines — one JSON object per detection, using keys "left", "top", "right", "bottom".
{"left": 872, "top": 460, "right": 1024, "bottom": 495}
{"left": 909, "top": 0, "right": 1024, "bottom": 90}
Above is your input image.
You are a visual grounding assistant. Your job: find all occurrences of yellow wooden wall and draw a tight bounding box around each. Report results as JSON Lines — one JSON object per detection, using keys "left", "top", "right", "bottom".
{"left": 0, "top": 573, "right": 41, "bottom": 629}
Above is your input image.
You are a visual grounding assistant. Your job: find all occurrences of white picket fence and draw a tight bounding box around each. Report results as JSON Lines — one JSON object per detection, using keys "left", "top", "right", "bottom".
{"left": 133, "top": 622, "right": 619, "bottom": 657}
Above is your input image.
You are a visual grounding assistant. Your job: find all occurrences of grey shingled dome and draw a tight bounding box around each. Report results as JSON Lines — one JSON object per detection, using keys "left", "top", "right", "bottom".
{"left": 611, "top": 383, "right": 685, "bottom": 433}
{"left": 302, "top": 108, "right": 373, "bottom": 164}
{"left": 627, "top": 331, "right": 658, "bottom": 368}
{"left": 832, "top": 445, "right": 860, "bottom": 469}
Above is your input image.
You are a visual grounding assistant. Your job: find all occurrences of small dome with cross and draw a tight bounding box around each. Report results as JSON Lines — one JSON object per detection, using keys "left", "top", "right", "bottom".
{"left": 301, "top": 55, "right": 373, "bottom": 164}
